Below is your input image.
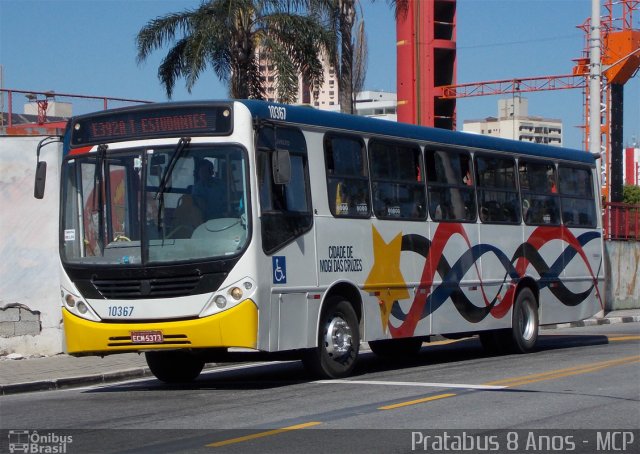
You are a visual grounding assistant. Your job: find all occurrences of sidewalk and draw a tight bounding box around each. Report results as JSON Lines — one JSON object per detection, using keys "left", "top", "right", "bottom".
{"left": 1, "top": 310, "right": 638, "bottom": 396}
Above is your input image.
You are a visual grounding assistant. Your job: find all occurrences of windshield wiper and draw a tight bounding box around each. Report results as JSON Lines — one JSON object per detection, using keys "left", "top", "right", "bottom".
{"left": 154, "top": 137, "right": 191, "bottom": 235}
{"left": 155, "top": 137, "right": 191, "bottom": 200}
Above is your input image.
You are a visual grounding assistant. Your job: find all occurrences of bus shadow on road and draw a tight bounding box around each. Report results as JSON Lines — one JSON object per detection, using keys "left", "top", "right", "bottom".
{"left": 87, "top": 334, "right": 612, "bottom": 393}
{"left": 349, "top": 333, "right": 613, "bottom": 377}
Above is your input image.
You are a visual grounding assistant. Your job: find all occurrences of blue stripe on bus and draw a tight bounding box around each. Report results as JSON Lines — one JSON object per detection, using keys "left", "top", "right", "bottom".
{"left": 239, "top": 99, "right": 595, "bottom": 165}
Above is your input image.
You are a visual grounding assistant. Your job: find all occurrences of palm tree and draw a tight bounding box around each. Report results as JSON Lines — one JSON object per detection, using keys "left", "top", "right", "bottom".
{"left": 351, "top": 18, "right": 367, "bottom": 109}
{"left": 307, "top": 0, "right": 407, "bottom": 114}
{"left": 136, "top": 0, "right": 336, "bottom": 102}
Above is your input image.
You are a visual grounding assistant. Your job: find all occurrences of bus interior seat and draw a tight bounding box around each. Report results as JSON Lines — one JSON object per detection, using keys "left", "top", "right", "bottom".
{"left": 172, "top": 191, "right": 203, "bottom": 238}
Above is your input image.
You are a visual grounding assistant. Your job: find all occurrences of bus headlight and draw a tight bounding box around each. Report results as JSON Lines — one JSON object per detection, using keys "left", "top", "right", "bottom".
{"left": 61, "top": 286, "right": 100, "bottom": 322}
{"left": 200, "top": 277, "right": 257, "bottom": 317}
{"left": 214, "top": 295, "right": 227, "bottom": 308}
{"left": 65, "top": 294, "right": 76, "bottom": 308}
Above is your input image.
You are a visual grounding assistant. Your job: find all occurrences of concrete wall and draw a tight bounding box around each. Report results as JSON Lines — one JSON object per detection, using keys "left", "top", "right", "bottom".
{"left": 605, "top": 241, "right": 640, "bottom": 310}
{"left": 0, "top": 136, "right": 62, "bottom": 355}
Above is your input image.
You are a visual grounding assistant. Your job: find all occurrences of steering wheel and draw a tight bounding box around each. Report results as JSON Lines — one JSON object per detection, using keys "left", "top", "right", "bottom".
{"left": 113, "top": 235, "right": 131, "bottom": 242}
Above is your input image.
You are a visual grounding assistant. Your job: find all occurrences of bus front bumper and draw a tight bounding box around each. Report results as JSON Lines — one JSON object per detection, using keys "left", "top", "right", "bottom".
{"left": 62, "top": 299, "right": 258, "bottom": 356}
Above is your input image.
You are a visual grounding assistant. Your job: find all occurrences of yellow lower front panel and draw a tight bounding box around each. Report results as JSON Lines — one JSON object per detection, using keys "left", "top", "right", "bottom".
{"left": 63, "top": 299, "right": 258, "bottom": 355}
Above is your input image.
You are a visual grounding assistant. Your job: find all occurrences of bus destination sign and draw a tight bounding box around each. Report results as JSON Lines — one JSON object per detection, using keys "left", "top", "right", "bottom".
{"left": 70, "top": 105, "right": 233, "bottom": 146}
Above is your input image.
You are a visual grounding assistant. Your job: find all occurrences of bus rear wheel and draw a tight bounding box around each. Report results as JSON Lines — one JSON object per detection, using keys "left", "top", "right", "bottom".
{"left": 479, "top": 288, "right": 539, "bottom": 355}
{"left": 302, "top": 297, "right": 359, "bottom": 379}
{"left": 510, "top": 288, "right": 539, "bottom": 353}
{"left": 145, "top": 350, "right": 205, "bottom": 383}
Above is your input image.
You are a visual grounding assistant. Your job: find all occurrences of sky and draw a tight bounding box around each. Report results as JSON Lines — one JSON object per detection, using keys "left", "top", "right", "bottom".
{"left": 0, "top": 0, "right": 638, "bottom": 150}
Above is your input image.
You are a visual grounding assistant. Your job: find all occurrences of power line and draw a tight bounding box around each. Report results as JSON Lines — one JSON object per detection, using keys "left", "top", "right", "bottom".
{"left": 458, "top": 33, "right": 581, "bottom": 50}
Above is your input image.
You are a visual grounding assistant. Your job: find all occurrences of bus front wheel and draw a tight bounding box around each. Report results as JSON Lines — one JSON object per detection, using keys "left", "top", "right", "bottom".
{"left": 145, "top": 350, "right": 205, "bottom": 383}
{"left": 303, "top": 297, "right": 360, "bottom": 379}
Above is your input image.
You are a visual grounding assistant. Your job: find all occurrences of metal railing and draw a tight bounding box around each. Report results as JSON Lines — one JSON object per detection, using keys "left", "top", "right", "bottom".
{"left": 1, "top": 88, "right": 152, "bottom": 128}
{"left": 603, "top": 202, "right": 640, "bottom": 241}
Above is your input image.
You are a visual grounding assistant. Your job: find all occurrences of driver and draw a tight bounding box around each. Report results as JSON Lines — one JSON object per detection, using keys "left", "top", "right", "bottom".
{"left": 192, "top": 159, "right": 226, "bottom": 220}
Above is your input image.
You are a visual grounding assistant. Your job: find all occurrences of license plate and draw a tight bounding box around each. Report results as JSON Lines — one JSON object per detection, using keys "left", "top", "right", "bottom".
{"left": 130, "top": 330, "right": 163, "bottom": 344}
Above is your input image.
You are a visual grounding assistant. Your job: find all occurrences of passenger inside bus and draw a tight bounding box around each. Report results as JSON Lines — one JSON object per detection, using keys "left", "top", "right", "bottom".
{"left": 192, "top": 159, "right": 226, "bottom": 220}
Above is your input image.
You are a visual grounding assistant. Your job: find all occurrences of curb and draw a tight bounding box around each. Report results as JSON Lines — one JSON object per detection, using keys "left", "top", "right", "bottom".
{"left": 0, "top": 367, "right": 152, "bottom": 396}
{"left": 540, "top": 315, "right": 640, "bottom": 330}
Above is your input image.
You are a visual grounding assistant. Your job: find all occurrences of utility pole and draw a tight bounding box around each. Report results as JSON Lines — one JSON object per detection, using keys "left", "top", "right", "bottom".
{"left": 589, "top": 0, "right": 602, "bottom": 161}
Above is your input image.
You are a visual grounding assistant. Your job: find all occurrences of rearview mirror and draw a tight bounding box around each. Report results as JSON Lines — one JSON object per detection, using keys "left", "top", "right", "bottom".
{"left": 34, "top": 161, "right": 47, "bottom": 199}
{"left": 272, "top": 149, "right": 291, "bottom": 185}
{"left": 34, "top": 135, "right": 62, "bottom": 199}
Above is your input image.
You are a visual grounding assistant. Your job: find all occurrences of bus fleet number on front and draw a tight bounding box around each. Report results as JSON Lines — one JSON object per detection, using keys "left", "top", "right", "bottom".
{"left": 107, "top": 306, "right": 134, "bottom": 317}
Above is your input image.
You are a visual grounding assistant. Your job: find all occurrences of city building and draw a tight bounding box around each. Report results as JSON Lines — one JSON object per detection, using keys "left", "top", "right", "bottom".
{"left": 463, "top": 97, "right": 563, "bottom": 146}
{"left": 258, "top": 49, "right": 339, "bottom": 107}
{"left": 258, "top": 49, "right": 397, "bottom": 121}
{"left": 625, "top": 146, "right": 640, "bottom": 185}
{"left": 353, "top": 91, "right": 397, "bottom": 121}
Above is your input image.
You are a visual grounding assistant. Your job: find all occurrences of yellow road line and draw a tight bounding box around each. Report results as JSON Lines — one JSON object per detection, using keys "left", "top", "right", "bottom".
{"left": 485, "top": 355, "right": 640, "bottom": 388}
{"left": 426, "top": 338, "right": 471, "bottom": 346}
{"left": 378, "top": 393, "right": 456, "bottom": 411}
{"left": 607, "top": 335, "right": 640, "bottom": 342}
{"left": 206, "top": 421, "right": 321, "bottom": 448}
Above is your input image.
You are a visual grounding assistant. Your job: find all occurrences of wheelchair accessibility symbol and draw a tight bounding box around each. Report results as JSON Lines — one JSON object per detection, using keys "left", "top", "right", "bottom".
{"left": 272, "top": 256, "right": 287, "bottom": 284}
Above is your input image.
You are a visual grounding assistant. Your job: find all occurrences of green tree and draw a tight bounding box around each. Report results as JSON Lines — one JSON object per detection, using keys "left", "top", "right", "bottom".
{"left": 136, "top": 0, "right": 335, "bottom": 102}
{"left": 623, "top": 185, "right": 640, "bottom": 204}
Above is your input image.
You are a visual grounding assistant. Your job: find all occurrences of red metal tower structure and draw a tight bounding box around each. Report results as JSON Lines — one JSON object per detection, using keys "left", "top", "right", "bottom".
{"left": 396, "top": 0, "right": 457, "bottom": 129}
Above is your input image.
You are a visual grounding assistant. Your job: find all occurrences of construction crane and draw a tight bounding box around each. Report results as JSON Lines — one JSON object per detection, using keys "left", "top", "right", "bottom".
{"left": 437, "top": 0, "right": 640, "bottom": 202}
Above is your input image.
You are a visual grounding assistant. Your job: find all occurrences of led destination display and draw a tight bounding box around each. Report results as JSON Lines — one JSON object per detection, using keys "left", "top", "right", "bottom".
{"left": 71, "top": 104, "right": 233, "bottom": 146}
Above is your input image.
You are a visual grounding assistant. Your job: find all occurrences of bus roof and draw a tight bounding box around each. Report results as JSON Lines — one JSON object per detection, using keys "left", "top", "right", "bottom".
{"left": 66, "top": 99, "right": 595, "bottom": 165}
{"left": 239, "top": 99, "right": 595, "bottom": 165}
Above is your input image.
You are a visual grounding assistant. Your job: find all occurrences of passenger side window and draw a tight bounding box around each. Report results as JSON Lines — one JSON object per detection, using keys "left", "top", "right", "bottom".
{"left": 558, "top": 165, "right": 596, "bottom": 227}
{"left": 324, "top": 134, "right": 370, "bottom": 218}
{"left": 257, "top": 125, "right": 313, "bottom": 254}
{"left": 425, "top": 149, "right": 476, "bottom": 222}
{"left": 475, "top": 155, "right": 520, "bottom": 224}
{"left": 369, "top": 140, "right": 426, "bottom": 220}
{"left": 519, "top": 160, "right": 560, "bottom": 225}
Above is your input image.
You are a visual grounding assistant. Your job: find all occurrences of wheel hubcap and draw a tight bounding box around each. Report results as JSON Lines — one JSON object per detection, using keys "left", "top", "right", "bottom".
{"left": 520, "top": 301, "right": 536, "bottom": 341}
{"left": 324, "top": 316, "right": 353, "bottom": 358}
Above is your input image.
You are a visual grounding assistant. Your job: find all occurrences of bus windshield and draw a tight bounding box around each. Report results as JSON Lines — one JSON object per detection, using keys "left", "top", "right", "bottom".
{"left": 60, "top": 143, "right": 249, "bottom": 266}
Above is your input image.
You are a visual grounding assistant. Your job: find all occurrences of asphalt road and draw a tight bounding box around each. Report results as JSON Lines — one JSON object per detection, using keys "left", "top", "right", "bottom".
{"left": 1, "top": 323, "right": 639, "bottom": 454}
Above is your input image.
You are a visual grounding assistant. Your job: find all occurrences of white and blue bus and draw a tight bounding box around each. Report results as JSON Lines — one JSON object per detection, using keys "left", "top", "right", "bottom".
{"left": 35, "top": 100, "right": 604, "bottom": 381}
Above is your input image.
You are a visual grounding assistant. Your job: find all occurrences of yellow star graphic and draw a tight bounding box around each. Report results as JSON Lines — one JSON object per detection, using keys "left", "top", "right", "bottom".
{"left": 364, "top": 226, "right": 409, "bottom": 333}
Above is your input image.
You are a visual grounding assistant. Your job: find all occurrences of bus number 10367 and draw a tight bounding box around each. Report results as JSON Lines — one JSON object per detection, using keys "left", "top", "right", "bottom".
{"left": 108, "top": 306, "right": 134, "bottom": 317}
{"left": 267, "top": 105, "right": 286, "bottom": 121}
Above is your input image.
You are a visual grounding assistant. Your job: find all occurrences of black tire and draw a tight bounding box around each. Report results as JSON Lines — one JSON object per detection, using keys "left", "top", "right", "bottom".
{"left": 479, "top": 288, "right": 539, "bottom": 355}
{"left": 302, "top": 297, "right": 360, "bottom": 379}
{"left": 369, "top": 337, "right": 423, "bottom": 358}
{"left": 145, "top": 350, "right": 205, "bottom": 383}
{"left": 509, "top": 288, "right": 539, "bottom": 353}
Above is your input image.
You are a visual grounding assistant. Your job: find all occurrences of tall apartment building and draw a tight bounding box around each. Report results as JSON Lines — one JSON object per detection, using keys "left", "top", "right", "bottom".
{"left": 258, "top": 49, "right": 397, "bottom": 120}
{"left": 463, "top": 98, "right": 563, "bottom": 146}
{"left": 258, "top": 49, "right": 339, "bottom": 107}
